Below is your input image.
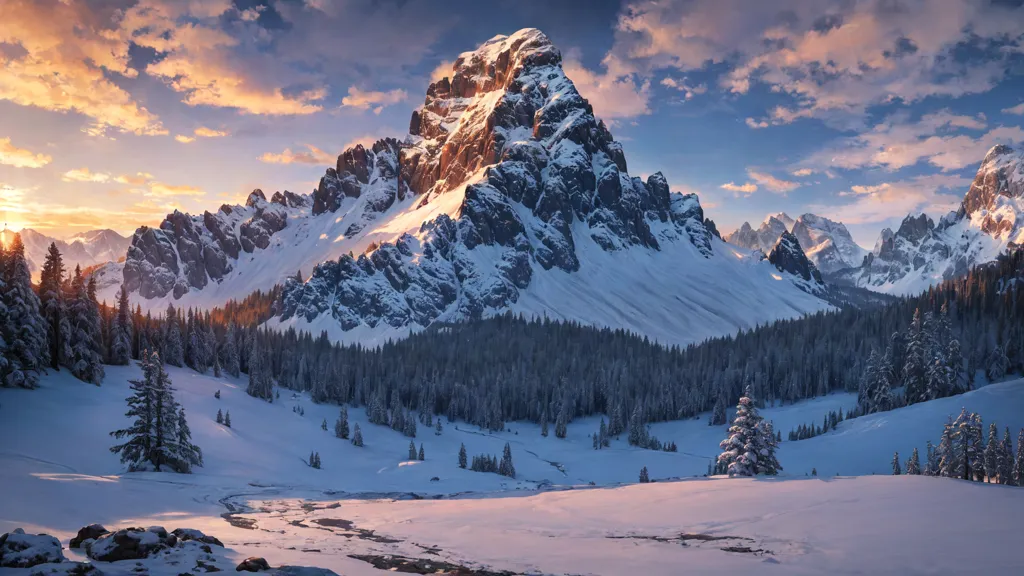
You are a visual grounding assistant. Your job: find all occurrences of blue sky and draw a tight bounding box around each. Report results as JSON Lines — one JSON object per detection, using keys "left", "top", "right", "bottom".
{"left": 1, "top": 0, "right": 1024, "bottom": 247}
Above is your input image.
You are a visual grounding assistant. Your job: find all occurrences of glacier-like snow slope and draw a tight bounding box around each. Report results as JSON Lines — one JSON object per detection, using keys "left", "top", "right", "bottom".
{"left": 1, "top": 366, "right": 1022, "bottom": 575}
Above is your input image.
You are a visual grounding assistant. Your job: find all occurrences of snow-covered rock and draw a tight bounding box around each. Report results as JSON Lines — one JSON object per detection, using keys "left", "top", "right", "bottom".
{"left": 839, "top": 145, "right": 1024, "bottom": 295}
{"left": 768, "top": 231, "right": 824, "bottom": 289}
{"left": 0, "top": 528, "right": 65, "bottom": 568}
{"left": 118, "top": 28, "right": 828, "bottom": 346}
{"left": 87, "top": 526, "right": 177, "bottom": 562}
{"left": 725, "top": 213, "right": 866, "bottom": 275}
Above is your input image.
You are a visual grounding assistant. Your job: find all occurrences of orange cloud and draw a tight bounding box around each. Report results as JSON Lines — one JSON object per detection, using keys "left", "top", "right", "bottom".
{"left": 430, "top": 60, "right": 454, "bottom": 82}
{"left": 0, "top": 137, "right": 52, "bottom": 168}
{"left": 175, "top": 135, "right": 197, "bottom": 144}
{"left": 175, "top": 126, "right": 229, "bottom": 143}
{"left": 720, "top": 182, "right": 757, "bottom": 195}
{"left": 746, "top": 170, "right": 799, "bottom": 194}
{"left": 563, "top": 53, "right": 650, "bottom": 121}
{"left": 341, "top": 87, "right": 408, "bottom": 114}
{"left": 259, "top": 145, "right": 334, "bottom": 165}
{"left": 144, "top": 182, "right": 205, "bottom": 198}
{"left": 62, "top": 168, "right": 112, "bottom": 183}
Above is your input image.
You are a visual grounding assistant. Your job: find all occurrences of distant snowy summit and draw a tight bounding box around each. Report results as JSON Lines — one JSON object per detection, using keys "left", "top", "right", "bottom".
{"left": 725, "top": 213, "right": 866, "bottom": 275}
{"left": 837, "top": 145, "right": 1024, "bottom": 295}
{"left": 117, "top": 28, "right": 829, "bottom": 346}
{"left": 3, "top": 228, "right": 130, "bottom": 281}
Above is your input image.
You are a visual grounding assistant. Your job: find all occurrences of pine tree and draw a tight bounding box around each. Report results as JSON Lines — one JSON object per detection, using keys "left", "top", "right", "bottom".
{"left": 892, "top": 452, "right": 901, "bottom": 475}
{"left": 950, "top": 409, "right": 984, "bottom": 481}
{"left": 37, "top": 242, "right": 68, "bottom": 371}
{"left": 598, "top": 417, "right": 609, "bottom": 448}
{"left": 435, "top": 419, "right": 443, "bottom": 436}
{"left": 984, "top": 423, "right": 999, "bottom": 482}
{"left": 1015, "top": 429, "right": 1024, "bottom": 487}
{"left": 352, "top": 423, "right": 363, "bottom": 447}
{"left": 216, "top": 409, "right": 223, "bottom": 424}
{"left": 628, "top": 404, "right": 649, "bottom": 447}
{"left": 498, "top": 443, "right": 515, "bottom": 478}
{"left": 998, "top": 427, "right": 1014, "bottom": 486}
{"left": 224, "top": 411, "right": 232, "bottom": 428}
{"left": 906, "top": 447, "right": 921, "bottom": 475}
{"left": 221, "top": 322, "right": 240, "bottom": 377}
{"left": 110, "top": 352, "right": 159, "bottom": 471}
{"left": 718, "top": 386, "right": 779, "bottom": 476}
{"left": 639, "top": 466, "right": 650, "bottom": 483}
{"left": 902, "top": 309, "right": 927, "bottom": 404}
{"left": 938, "top": 417, "right": 956, "bottom": 477}
{"left": 163, "top": 304, "right": 184, "bottom": 367}
{"left": 321, "top": 418, "right": 328, "bottom": 431}
{"left": 709, "top": 393, "right": 727, "bottom": 426}
{"left": 335, "top": 406, "right": 350, "bottom": 439}
{"left": 458, "top": 443, "right": 467, "bottom": 469}
{"left": 554, "top": 408, "right": 567, "bottom": 439}
{"left": 418, "top": 443, "right": 425, "bottom": 461}
{"left": 172, "top": 407, "right": 203, "bottom": 473}
{"left": 0, "top": 233, "right": 48, "bottom": 387}
{"left": 215, "top": 389, "right": 221, "bottom": 399}
{"left": 109, "top": 287, "right": 132, "bottom": 365}
{"left": 540, "top": 411, "right": 549, "bottom": 437}
{"left": 408, "top": 440, "right": 417, "bottom": 460}
{"left": 246, "top": 338, "right": 273, "bottom": 401}
{"left": 66, "top": 266, "right": 104, "bottom": 384}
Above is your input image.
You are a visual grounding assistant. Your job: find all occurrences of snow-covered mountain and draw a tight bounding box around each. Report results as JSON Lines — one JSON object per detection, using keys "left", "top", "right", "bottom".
{"left": 2, "top": 228, "right": 130, "bottom": 280}
{"left": 724, "top": 213, "right": 867, "bottom": 275}
{"left": 839, "top": 145, "right": 1024, "bottom": 295}
{"left": 117, "top": 28, "right": 828, "bottom": 346}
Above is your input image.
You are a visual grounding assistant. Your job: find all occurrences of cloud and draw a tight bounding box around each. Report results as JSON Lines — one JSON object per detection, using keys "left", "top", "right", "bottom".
{"left": 660, "top": 76, "right": 706, "bottom": 100}
{"left": 63, "top": 168, "right": 114, "bottom": 183}
{"left": 175, "top": 126, "right": 229, "bottom": 143}
{"left": 720, "top": 181, "right": 757, "bottom": 195}
{"left": 0, "top": 0, "right": 167, "bottom": 136}
{"left": 803, "top": 110, "right": 1023, "bottom": 172}
{"left": 808, "top": 173, "right": 970, "bottom": 224}
{"left": 1, "top": 182, "right": 182, "bottom": 235}
{"left": 563, "top": 53, "right": 651, "bottom": 121}
{"left": 747, "top": 170, "right": 799, "bottom": 193}
{"left": 430, "top": 60, "right": 455, "bottom": 82}
{"left": 144, "top": 182, "right": 205, "bottom": 198}
{"left": 1003, "top": 102, "right": 1024, "bottom": 116}
{"left": 745, "top": 118, "right": 769, "bottom": 129}
{"left": 259, "top": 145, "right": 334, "bottom": 165}
{"left": 609, "top": 0, "right": 1024, "bottom": 125}
{"left": 341, "top": 87, "right": 408, "bottom": 114}
{"left": 792, "top": 168, "right": 815, "bottom": 177}
{"left": 0, "top": 137, "right": 52, "bottom": 168}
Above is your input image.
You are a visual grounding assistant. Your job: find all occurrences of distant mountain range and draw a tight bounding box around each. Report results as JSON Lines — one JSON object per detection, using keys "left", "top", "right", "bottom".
{"left": 2, "top": 228, "right": 130, "bottom": 281}
{"left": 724, "top": 213, "right": 867, "bottom": 275}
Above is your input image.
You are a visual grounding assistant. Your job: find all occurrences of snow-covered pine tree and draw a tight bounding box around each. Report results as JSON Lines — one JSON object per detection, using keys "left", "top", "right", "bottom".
{"left": 150, "top": 353, "right": 181, "bottom": 472}
{"left": 458, "top": 443, "right": 467, "bottom": 468}
{"left": 999, "top": 427, "right": 1014, "bottom": 486}
{"left": 937, "top": 417, "right": 957, "bottom": 477}
{"left": 902, "top": 309, "right": 927, "bottom": 404}
{"left": 639, "top": 466, "right": 649, "bottom": 483}
{"left": 224, "top": 411, "right": 232, "bottom": 428}
{"left": 352, "top": 423, "right": 363, "bottom": 447}
{"left": 628, "top": 404, "right": 649, "bottom": 447}
{"left": 1015, "top": 429, "right": 1024, "bottom": 487}
{"left": 554, "top": 407, "right": 567, "bottom": 439}
{"left": 335, "top": 407, "right": 350, "bottom": 439}
{"left": 984, "top": 423, "right": 1000, "bottom": 482}
{"left": 408, "top": 440, "right": 417, "bottom": 460}
{"left": 709, "top": 393, "right": 727, "bottom": 426}
{"left": 216, "top": 409, "right": 223, "bottom": 424}
{"left": 321, "top": 418, "right": 328, "bottom": 431}
{"left": 759, "top": 421, "right": 782, "bottom": 475}
{"left": 892, "top": 452, "right": 901, "bottom": 475}
{"left": 540, "top": 411, "right": 549, "bottom": 437}
{"left": 38, "top": 242, "right": 68, "bottom": 371}
{"left": 924, "top": 441, "right": 937, "bottom": 476}
{"left": 0, "top": 233, "right": 48, "bottom": 388}
{"left": 109, "top": 287, "right": 132, "bottom": 365}
{"left": 221, "top": 322, "right": 240, "bottom": 377}
{"left": 599, "top": 418, "right": 609, "bottom": 448}
{"left": 418, "top": 443, "right": 425, "bottom": 461}
{"left": 906, "top": 447, "right": 921, "bottom": 475}
{"left": 110, "top": 352, "right": 159, "bottom": 470}
{"left": 246, "top": 338, "right": 273, "bottom": 401}
{"left": 718, "top": 386, "right": 778, "bottom": 476}
{"left": 435, "top": 419, "right": 442, "bottom": 436}
{"left": 986, "top": 342, "right": 1009, "bottom": 382}
{"left": 172, "top": 407, "right": 203, "bottom": 473}
{"left": 215, "top": 389, "right": 221, "bottom": 399}
{"left": 162, "top": 304, "right": 184, "bottom": 367}
{"left": 66, "top": 266, "right": 104, "bottom": 384}
{"left": 498, "top": 443, "right": 515, "bottom": 478}
{"left": 950, "top": 409, "right": 984, "bottom": 481}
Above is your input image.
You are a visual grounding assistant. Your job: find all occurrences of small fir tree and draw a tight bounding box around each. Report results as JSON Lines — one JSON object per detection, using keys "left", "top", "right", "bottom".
{"left": 352, "top": 423, "right": 363, "bottom": 447}
{"left": 458, "top": 443, "right": 468, "bottom": 469}
{"left": 639, "top": 466, "right": 650, "bottom": 483}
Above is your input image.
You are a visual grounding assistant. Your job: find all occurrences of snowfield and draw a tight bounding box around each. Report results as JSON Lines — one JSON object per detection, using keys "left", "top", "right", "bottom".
{"left": 1, "top": 365, "right": 1022, "bottom": 574}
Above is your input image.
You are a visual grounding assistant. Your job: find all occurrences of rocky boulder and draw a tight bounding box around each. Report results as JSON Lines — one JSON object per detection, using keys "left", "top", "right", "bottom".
{"left": 69, "top": 524, "right": 109, "bottom": 549}
{"left": 87, "top": 526, "right": 177, "bottom": 562}
{"left": 0, "top": 528, "right": 65, "bottom": 568}
{"left": 236, "top": 557, "right": 271, "bottom": 572}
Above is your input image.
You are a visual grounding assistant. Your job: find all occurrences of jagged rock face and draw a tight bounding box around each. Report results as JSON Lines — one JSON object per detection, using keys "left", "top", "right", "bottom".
{"left": 13, "top": 228, "right": 130, "bottom": 279}
{"left": 725, "top": 213, "right": 865, "bottom": 274}
{"left": 768, "top": 231, "right": 823, "bottom": 286}
{"left": 841, "top": 145, "right": 1024, "bottom": 295}
{"left": 275, "top": 29, "right": 715, "bottom": 330}
{"left": 123, "top": 190, "right": 297, "bottom": 299}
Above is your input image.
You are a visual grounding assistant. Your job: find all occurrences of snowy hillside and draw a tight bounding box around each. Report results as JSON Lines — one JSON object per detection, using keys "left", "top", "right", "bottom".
{"left": 114, "top": 29, "right": 829, "bottom": 347}
{"left": 3, "top": 228, "right": 129, "bottom": 280}
{"left": 724, "top": 213, "right": 867, "bottom": 275}
{"left": 840, "top": 145, "right": 1024, "bottom": 295}
{"left": 1, "top": 365, "right": 1022, "bottom": 574}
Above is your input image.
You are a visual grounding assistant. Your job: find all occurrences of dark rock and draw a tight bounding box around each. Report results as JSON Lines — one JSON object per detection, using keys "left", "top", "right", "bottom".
{"left": 87, "top": 527, "right": 175, "bottom": 562}
{"left": 768, "top": 231, "right": 823, "bottom": 285}
{"left": 171, "top": 529, "right": 223, "bottom": 548}
{"left": 70, "top": 524, "right": 109, "bottom": 549}
{"left": 236, "top": 557, "right": 271, "bottom": 572}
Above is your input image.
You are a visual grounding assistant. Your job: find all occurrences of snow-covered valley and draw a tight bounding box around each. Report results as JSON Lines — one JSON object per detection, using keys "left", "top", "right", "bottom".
{"left": 2, "top": 364, "right": 1022, "bottom": 575}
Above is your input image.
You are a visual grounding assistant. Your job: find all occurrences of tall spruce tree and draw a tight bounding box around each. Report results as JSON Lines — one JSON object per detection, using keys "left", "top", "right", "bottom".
{"left": 998, "top": 427, "right": 1014, "bottom": 486}
{"left": 459, "top": 443, "right": 467, "bottom": 468}
{"left": 0, "top": 233, "right": 48, "bottom": 387}
{"left": 906, "top": 447, "right": 921, "bottom": 475}
{"left": 891, "top": 451, "right": 901, "bottom": 475}
{"left": 1015, "top": 429, "right": 1024, "bottom": 487}
{"left": 163, "top": 304, "right": 184, "bottom": 367}
{"left": 109, "top": 287, "right": 133, "bottom": 365}
{"left": 718, "top": 386, "right": 780, "bottom": 476}
{"left": 66, "top": 266, "right": 104, "bottom": 384}
{"left": 984, "top": 423, "right": 1000, "bottom": 482}
{"left": 110, "top": 352, "right": 159, "bottom": 470}
{"left": 37, "top": 242, "right": 68, "bottom": 370}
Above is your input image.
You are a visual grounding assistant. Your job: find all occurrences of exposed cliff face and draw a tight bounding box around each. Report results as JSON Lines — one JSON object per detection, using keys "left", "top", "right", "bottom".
{"left": 117, "top": 29, "right": 827, "bottom": 346}
{"left": 841, "top": 145, "right": 1024, "bottom": 295}
{"left": 768, "top": 231, "right": 824, "bottom": 289}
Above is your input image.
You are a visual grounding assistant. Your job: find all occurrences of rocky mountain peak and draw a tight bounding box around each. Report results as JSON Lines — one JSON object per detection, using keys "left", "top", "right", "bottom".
{"left": 768, "top": 231, "right": 823, "bottom": 287}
